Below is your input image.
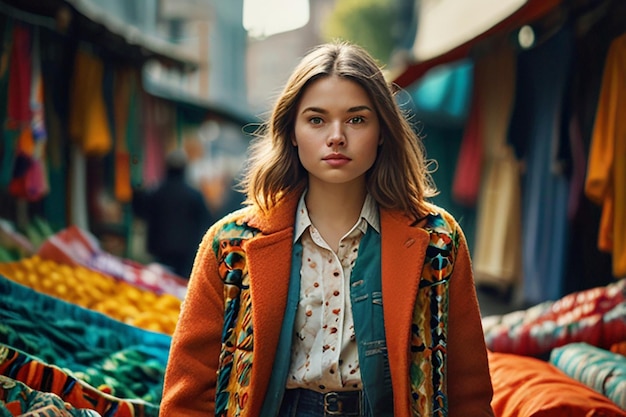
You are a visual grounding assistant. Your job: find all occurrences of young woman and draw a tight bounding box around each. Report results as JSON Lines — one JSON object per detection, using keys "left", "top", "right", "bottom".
{"left": 160, "top": 41, "right": 494, "bottom": 417}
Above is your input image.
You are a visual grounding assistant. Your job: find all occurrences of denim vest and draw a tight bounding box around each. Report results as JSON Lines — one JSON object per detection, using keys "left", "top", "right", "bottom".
{"left": 260, "top": 227, "right": 393, "bottom": 416}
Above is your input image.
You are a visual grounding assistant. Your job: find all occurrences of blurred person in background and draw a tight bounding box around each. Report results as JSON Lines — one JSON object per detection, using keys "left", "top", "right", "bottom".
{"left": 132, "top": 148, "right": 213, "bottom": 278}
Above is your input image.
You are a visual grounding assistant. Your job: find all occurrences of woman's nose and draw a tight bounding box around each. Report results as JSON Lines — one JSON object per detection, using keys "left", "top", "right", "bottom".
{"left": 327, "top": 122, "right": 346, "bottom": 147}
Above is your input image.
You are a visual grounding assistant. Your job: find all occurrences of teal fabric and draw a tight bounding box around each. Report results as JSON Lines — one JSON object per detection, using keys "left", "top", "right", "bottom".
{"left": 550, "top": 342, "right": 626, "bottom": 409}
{"left": 409, "top": 60, "right": 473, "bottom": 127}
{"left": 0, "top": 275, "right": 170, "bottom": 412}
{"left": 349, "top": 227, "right": 394, "bottom": 417}
{"left": 259, "top": 240, "right": 303, "bottom": 417}
{"left": 406, "top": 60, "right": 477, "bottom": 252}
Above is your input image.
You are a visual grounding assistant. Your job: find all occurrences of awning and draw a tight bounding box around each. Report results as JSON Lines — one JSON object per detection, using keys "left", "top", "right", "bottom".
{"left": 143, "top": 76, "right": 258, "bottom": 127}
{"left": 393, "top": 0, "right": 562, "bottom": 87}
{"left": 0, "top": 0, "right": 199, "bottom": 72}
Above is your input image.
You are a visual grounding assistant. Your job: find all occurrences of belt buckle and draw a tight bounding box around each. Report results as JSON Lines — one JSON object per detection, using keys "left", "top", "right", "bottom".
{"left": 323, "top": 391, "right": 361, "bottom": 416}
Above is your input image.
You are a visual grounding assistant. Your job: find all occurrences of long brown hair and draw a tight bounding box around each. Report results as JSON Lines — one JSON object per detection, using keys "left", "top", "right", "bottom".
{"left": 240, "top": 41, "right": 437, "bottom": 221}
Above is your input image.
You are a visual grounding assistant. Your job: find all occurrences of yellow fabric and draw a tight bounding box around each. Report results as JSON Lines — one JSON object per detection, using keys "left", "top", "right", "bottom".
{"left": 585, "top": 33, "right": 626, "bottom": 278}
{"left": 68, "top": 47, "right": 112, "bottom": 156}
{"left": 113, "top": 67, "right": 134, "bottom": 203}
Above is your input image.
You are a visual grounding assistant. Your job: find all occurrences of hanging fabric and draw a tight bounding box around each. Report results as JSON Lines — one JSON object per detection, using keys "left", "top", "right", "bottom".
{"left": 508, "top": 24, "right": 575, "bottom": 304}
{"left": 26, "top": 26, "right": 49, "bottom": 201}
{"left": 452, "top": 83, "right": 483, "bottom": 207}
{"left": 6, "top": 25, "right": 49, "bottom": 202}
{"left": 68, "top": 44, "right": 112, "bottom": 156}
{"left": 113, "top": 67, "right": 134, "bottom": 203}
{"left": 470, "top": 40, "right": 522, "bottom": 293}
{"left": 6, "top": 23, "right": 31, "bottom": 129}
{"left": 4, "top": 22, "right": 31, "bottom": 195}
{"left": 585, "top": 32, "right": 626, "bottom": 278}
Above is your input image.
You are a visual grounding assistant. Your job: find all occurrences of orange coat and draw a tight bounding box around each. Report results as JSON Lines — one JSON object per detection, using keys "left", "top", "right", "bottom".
{"left": 161, "top": 191, "right": 494, "bottom": 417}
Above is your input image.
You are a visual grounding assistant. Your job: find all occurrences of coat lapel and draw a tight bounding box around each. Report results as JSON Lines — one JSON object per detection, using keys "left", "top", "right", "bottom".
{"left": 243, "top": 192, "right": 300, "bottom": 413}
{"left": 380, "top": 209, "right": 430, "bottom": 415}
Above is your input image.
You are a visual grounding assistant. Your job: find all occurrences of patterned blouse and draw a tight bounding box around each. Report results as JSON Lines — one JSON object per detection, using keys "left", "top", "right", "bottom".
{"left": 286, "top": 192, "right": 380, "bottom": 392}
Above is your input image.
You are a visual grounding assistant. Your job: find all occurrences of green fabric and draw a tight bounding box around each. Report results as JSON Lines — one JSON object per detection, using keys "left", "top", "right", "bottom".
{"left": 0, "top": 276, "right": 170, "bottom": 413}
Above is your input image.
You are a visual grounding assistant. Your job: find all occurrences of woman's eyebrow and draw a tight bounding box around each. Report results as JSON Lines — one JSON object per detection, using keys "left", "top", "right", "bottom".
{"left": 347, "top": 105, "right": 374, "bottom": 113}
{"left": 301, "top": 105, "right": 373, "bottom": 114}
{"left": 301, "top": 106, "right": 327, "bottom": 114}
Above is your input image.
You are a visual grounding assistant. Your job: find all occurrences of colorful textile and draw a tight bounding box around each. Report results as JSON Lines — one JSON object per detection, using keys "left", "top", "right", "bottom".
{"left": 0, "top": 277, "right": 171, "bottom": 415}
{"left": 0, "top": 373, "right": 100, "bottom": 417}
{"left": 410, "top": 213, "right": 458, "bottom": 417}
{"left": 482, "top": 278, "right": 626, "bottom": 357}
{"left": 550, "top": 343, "right": 626, "bottom": 410}
{"left": 0, "top": 345, "right": 148, "bottom": 417}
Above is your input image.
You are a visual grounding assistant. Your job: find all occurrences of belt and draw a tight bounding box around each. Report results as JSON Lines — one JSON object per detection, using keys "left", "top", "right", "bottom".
{"left": 323, "top": 390, "right": 363, "bottom": 416}
{"left": 286, "top": 388, "right": 364, "bottom": 416}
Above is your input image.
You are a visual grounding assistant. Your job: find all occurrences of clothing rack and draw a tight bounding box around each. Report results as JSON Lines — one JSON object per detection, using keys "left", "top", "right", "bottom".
{"left": 0, "top": 0, "right": 59, "bottom": 31}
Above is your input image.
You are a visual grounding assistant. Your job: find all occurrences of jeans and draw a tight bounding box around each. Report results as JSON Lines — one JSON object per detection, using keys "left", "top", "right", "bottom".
{"left": 277, "top": 388, "right": 373, "bottom": 417}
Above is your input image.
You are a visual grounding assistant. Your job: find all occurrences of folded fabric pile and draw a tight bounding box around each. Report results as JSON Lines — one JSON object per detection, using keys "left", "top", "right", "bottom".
{"left": 482, "top": 278, "right": 626, "bottom": 358}
{"left": 488, "top": 350, "right": 626, "bottom": 417}
{"left": 0, "top": 276, "right": 171, "bottom": 416}
{"left": 550, "top": 342, "right": 626, "bottom": 410}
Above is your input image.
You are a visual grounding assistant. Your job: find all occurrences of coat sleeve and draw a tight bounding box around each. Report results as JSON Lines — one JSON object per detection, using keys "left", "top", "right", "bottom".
{"left": 160, "top": 225, "right": 224, "bottom": 416}
{"left": 446, "top": 218, "right": 495, "bottom": 417}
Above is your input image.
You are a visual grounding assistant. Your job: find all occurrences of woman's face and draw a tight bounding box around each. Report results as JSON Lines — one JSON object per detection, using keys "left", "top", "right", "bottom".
{"left": 293, "top": 75, "right": 381, "bottom": 190}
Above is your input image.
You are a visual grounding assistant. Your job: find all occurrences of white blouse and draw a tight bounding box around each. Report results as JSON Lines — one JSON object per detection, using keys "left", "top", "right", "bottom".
{"left": 286, "top": 192, "right": 380, "bottom": 392}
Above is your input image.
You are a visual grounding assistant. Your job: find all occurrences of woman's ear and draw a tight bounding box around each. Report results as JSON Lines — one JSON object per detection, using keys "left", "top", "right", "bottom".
{"left": 291, "top": 135, "right": 298, "bottom": 147}
{"left": 378, "top": 136, "right": 384, "bottom": 146}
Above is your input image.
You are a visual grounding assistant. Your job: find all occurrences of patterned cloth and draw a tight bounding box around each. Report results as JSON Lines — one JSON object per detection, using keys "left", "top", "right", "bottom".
{"left": 0, "top": 374, "right": 100, "bottom": 417}
{"left": 410, "top": 213, "right": 458, "bottom": 417}
{"left": 286, "top": 192, "right": 379, "bottom": 392}
{"left": 482, "top": 278, "right": 626, "bottom": 357}
{"left": 0, "top": 277, "right": 170, "bottom": 416}
{"left": 550, "top": 343, "right": 626, "bottom": 410}
{"left": 0, "top": 345, "right": 151, "bottom": 417}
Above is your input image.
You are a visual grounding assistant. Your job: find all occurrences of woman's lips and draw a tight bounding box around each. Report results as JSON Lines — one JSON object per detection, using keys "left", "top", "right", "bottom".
{"left": 323, "top": 154, "right": 351, "bottom": 167}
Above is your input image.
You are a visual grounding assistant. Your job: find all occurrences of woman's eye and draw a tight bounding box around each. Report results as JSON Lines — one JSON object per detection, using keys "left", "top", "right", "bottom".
{"left": 348, "top": 116, "right": 365, "bottom": 124}
{"left": 309, "top": 117, "right": 323, "bottom": 125}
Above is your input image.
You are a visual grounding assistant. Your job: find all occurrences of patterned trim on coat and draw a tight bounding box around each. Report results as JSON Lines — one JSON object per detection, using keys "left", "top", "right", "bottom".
{"left": 213, "top": 220, "right": 260, "bottom": 417}
{"left": 410, "top": 213, "right": 458, "bottom": 417}
{"left": 212, "top": 213, "right": 458, "bottom": 417}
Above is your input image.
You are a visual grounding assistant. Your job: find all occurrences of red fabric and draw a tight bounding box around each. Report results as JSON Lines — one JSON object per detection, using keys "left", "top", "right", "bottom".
{"left": 7, "top": 24, "right": 31, "bottom": 128}
{"left": 452, "top": 87, "right": 483, "bottom": 206}
{"left": 483, "top": 279, "right": 626, "bottom": 357}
